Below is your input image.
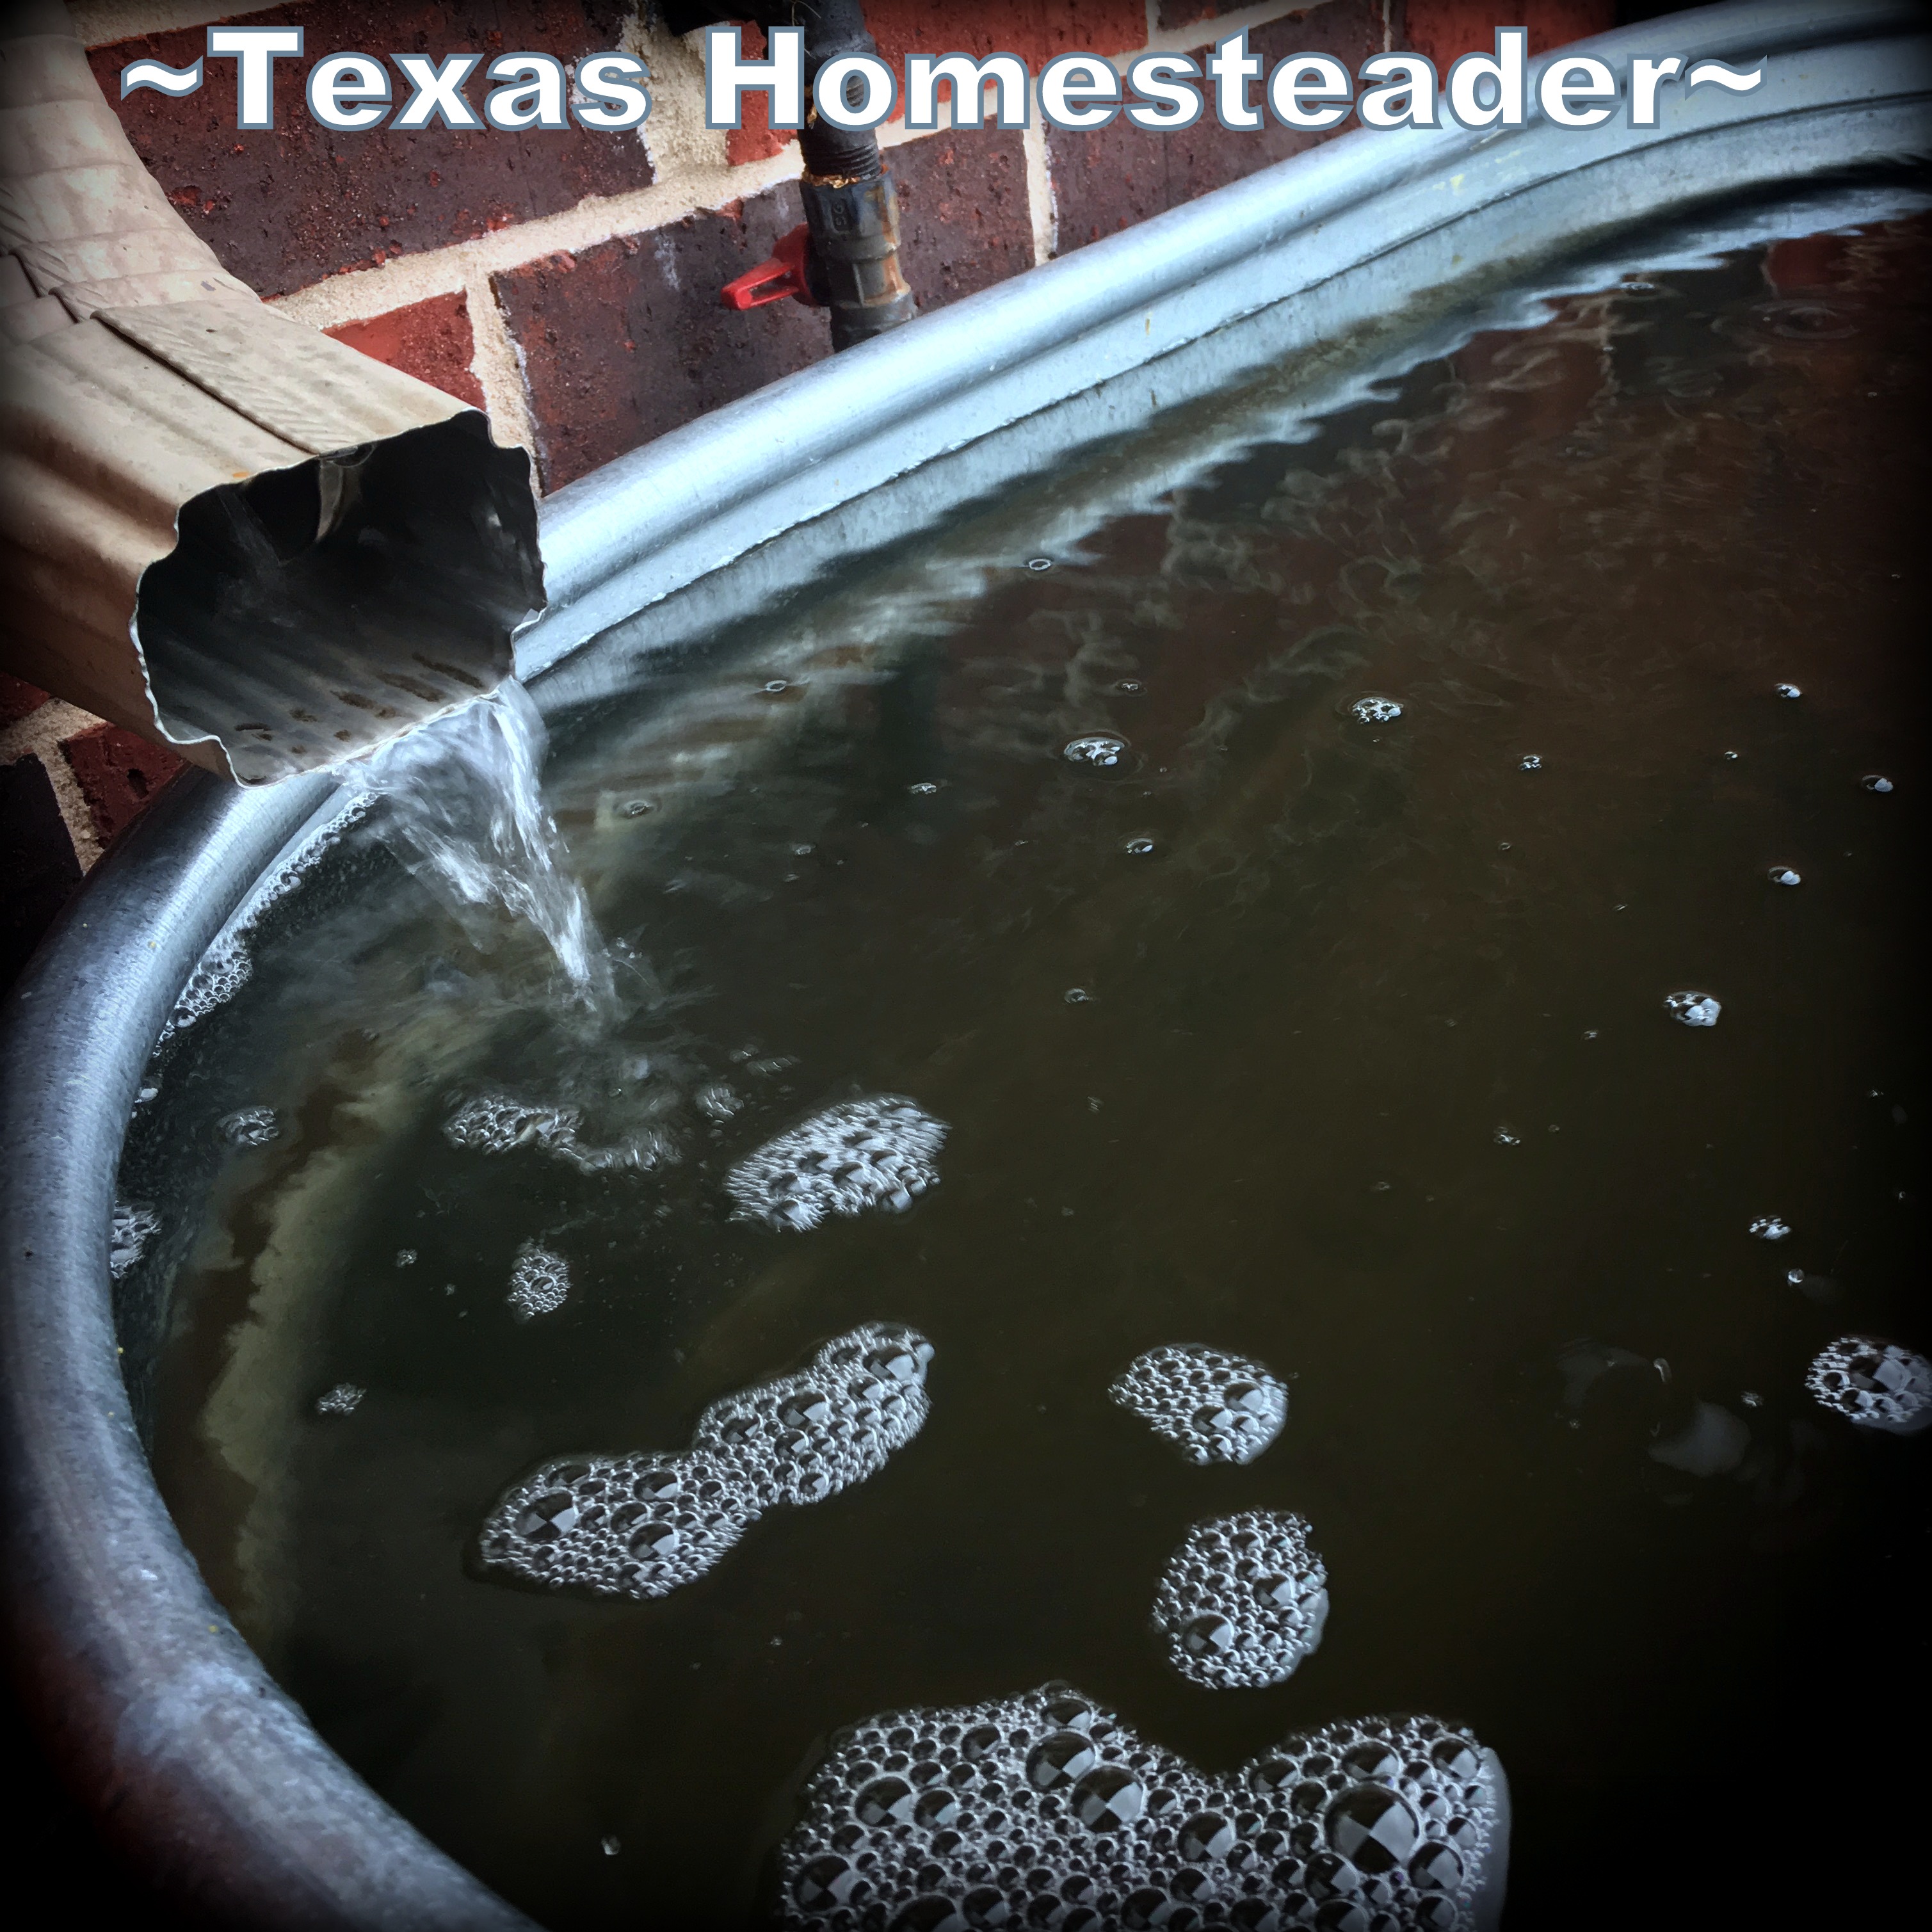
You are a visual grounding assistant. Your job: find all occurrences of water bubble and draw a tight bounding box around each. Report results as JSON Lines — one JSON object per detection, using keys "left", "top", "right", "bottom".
{"left": 727, "top": 1097, "right": 947, "bottom": 1232}
{"left": 1065, "top": 988, "right": 1093, "bottom": 1004}
{"left": 621, "top": 799, "right": 654, "bottom": 817}
{"left": 695, "top": 1082, "right": 743, "bottom": 1122}
{"left": 1806, "top": 1335, "right": 1932, "bottom": 1435}
{"left": 1723, "top": 750, "right": 1740, "bottom": 761}
{"left": 1110, "top": 1346, "right": 1287, "bottom": 1466}
{"left": 110, "top": 1201, "right": 160, "bottom": 1280}
{"left": 777, "top": 1689, "right": 1506, "bottom": 1932}
{"left": 1027, "top": 557, "right": 1054, "bottom": 572}
{"left": 1664, "top": 992, "right": 1721, "bottom": 1028}
{"left": 479, "top": 1321, "right": 933, "bottom": 1599}
{"left": 764, "top": 679, "right": 791, "bottom": 694}
{"left": 1774, "top": 682, "right": 1802, "bottom": 698}
{"left": 859, "top": 1776, "right": 918, "bottom": 1826}
{"left": 395, "top": 1249, "right": 417, "bottom": 1267}
{"left": 1748, "top": 1215, "right": 1791, "bottom": 1242}
{"left": 1153, "top": 1511, "right": 1328, "bottom": 1690}
{"left": 1180, "top": 1812, "right": 1236, "bottom": 1862}
{"left": 1492, "top": 1127, "right": 1520, "bottom": 1147}
{"left": 1348, "top": 696, "right": 1403, "bottom": 725}
{"left": 1027, "top": 1732, "right": 1099, "bottom": 1791}
{"left": 890, "top": 1900, "right": 967, "bottom": 1932}
{"left": 1072, "top": 1765, "right": 1147, "bottom": 1831}
{"left": 219, "top": 1106, "right": 281, "bottom": 1148}
{"left": 1325, "top": 1786, "right": 1418, "bottom": 1874}
{"left": 1123, "top": 837, "right": 1156, "bottom": 856}
{"left": 315, "top": 1383, "right": 364, "bottom": 1417}
{"left": 508, "top": 1243, "right": 570, "bottom": 1320}
{"left": 1063, "top": 735, "right": 1131, "bottom": 770}
{"left": 1113, "top": 679, "right": 1145, "bottom": 695}
{"left": 908, "top": 781, "right": 940, "bottom": 796}
{"left": 1518, "top": 754, "right": 1542, "bottom": 771}
{"left": 1342, "top": 1743, "right": 1401, "bottom": 1782}
{"left": 1862, "top": 774, "right": 1894, "bottom": 793}
{"left": 1767, "top": 866, "right": 1801, "bottom": 887}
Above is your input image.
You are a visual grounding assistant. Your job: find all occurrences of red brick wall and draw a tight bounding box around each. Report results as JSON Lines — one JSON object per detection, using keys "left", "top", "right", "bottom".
{"left": 4, "top": 0, "right": 1618, "bottom": 979}
{"left": 91, "top": 2, "right": 647, "bottom": 298}
{"left": 76, "top": 1, "right": 1618, "bottom": 490}
{"left": 1049, "top": 3, "right": 1388, "bottom": 257}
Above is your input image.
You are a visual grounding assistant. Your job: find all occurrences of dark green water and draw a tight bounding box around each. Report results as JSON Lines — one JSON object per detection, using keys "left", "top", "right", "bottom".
{"left": 126, "top": 209, "right": 1929, "bottom": 1930}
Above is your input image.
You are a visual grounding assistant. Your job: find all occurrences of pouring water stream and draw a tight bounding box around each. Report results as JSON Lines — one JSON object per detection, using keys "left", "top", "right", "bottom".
{"left": 340, "top": 679, "right": 615, "bottom": 1014}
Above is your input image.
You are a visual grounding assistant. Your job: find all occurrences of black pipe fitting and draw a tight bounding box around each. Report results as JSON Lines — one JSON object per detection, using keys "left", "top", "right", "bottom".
{"left": 664, "top": 0, "right": 915, "bottom": 351}
{"left": 800, "top": 173, "right": 916, "bottom": 348}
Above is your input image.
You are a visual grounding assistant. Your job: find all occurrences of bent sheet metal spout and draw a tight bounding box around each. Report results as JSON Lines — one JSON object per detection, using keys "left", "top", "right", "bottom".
{"left": 0, "top": 4, "right": 543, "bottom": 785}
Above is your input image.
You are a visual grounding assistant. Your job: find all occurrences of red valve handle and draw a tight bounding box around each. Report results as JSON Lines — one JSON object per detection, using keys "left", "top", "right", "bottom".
{"left": 720, "top": 223, "right": 819, "bottom": 310}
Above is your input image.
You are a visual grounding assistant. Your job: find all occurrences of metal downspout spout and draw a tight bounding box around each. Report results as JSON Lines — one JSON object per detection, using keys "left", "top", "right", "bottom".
{"left": 0, "top": 4, "right": 543, "bottom": 784}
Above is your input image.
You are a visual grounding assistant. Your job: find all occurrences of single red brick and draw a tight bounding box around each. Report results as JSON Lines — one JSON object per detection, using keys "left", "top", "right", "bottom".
{"left": 1403, "top": 0, "right": 1616, "bottom": 68}
{"left": 891, "top": 129, "right": 1033, "bottom": 307}
{"left": 0, "top": 672, "right": 49, "bottom": 728}
{"left": 61, "top": 724, "right": 186, "bottom": 848}
{"left": 494, "top": 182, "right": 825, "bottom": 491}
{"left": 325, "top": 291, "right": 487, "bottom": 408}
{"left": 1049, "top": 3, "right": 1383, "bottom": 255}
{"left": 88, "top": 2, "right": 649, "bottom": 300}
{"left": 864, "top": 0, "right": 1148, "bottom": 75}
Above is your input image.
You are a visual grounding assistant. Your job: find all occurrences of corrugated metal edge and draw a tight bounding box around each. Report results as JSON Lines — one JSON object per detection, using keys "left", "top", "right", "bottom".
{"left": 97, "top": 303, "right": 471, "bottom": 456}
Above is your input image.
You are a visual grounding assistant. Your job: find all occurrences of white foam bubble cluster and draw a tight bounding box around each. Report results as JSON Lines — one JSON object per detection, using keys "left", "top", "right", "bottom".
{"left": 446, "top": 1092, "right": 581, "bottom": 1155}
{"left": 1806, "top": 1335, "right": 1932, "bottom": 1436}
{"left": 1664, "top": 992, "right": 1721, "bottom": 1027}
{"left": 1154, "top": 1509, "right": 1330, "bottom": 1690}
{"left": 508, "top": 1243, "right": 570, "bottom": 1321}
{"left": 163, "top": 937, "right": 252, "bottom": 1040}
{"left": 1064, "top": 735, "right": 1131, "bottom": 769}
{"left": 159, "top": 794, "right": 376, "bottom": 1041}
{"left": 696, "top": 1081, "right": 743, "bottom": 1121}
{"left": 315, "top": 1383, "right": 365, "bottom": 1416}
{"left": 1350, "top": 696, "right": 1403, "bottom": 723}
{"left": 478, "top": 1321, "right": 933, "bottom": 1598}
{"left": 1109, "top": 1345, "right": 1287, "bottom": 1467}
{"left": 775, "top": 1682, "right": 1506, "bottom": 1932}
{"left": 109, "top": 1200, "right": 160, "bottom": 1280}
{"left": 218, "top": 1106, "right": 281, "bottom": 1147}
{"left": 727, "top": 1098, "right": 947, "bottom": 1232}
{"left": 444, "top": 1091, "right": 676, "bottom": 1175}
